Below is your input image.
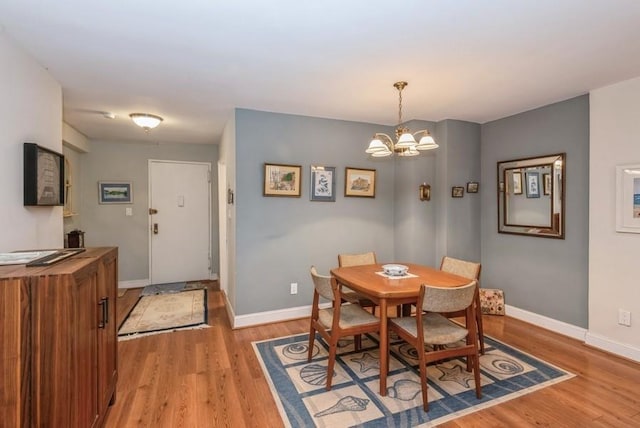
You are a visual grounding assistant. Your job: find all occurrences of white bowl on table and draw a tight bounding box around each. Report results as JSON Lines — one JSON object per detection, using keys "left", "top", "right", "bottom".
{"left": 382, "top": 264, "right": 409, "bottom": 276}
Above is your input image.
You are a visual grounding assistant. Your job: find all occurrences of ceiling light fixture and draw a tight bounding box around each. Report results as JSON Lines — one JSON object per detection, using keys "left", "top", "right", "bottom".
{"left": 366, "top": 81, "right": 438, "bottom": 157}
{"left": 129, "top": 113, "right": 163, "bottom": 131}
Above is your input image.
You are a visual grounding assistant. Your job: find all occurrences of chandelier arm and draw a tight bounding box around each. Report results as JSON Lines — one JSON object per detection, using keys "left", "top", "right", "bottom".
{"left": 373, "top": 133, "right": 394, "bottom": 150}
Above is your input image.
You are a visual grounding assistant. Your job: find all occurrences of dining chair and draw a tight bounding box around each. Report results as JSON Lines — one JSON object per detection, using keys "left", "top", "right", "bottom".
{"left": 440, "top": 256, "right": 484, "bottom": 354}
{"left": 338, "top": 252, "right": 403, "bottom": 317}
{"left": 337, "top": 252, "right": 379, "bottom": 314}
{"left": 389, "top": 281, "right": 482, "bottom": 411}
{"left": 308, "top": 266, "right": 380, "bottom": 390}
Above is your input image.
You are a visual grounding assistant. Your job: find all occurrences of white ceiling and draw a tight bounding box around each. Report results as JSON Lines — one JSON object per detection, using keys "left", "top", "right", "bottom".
{"left": 2, "top": 0, "right": 640, "bottom": 145}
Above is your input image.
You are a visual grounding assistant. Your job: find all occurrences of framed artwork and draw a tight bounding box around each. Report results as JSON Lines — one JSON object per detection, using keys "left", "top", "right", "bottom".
{"left": 264, "top": 163, "right": 301, "bottom": 197}
{"left": 310, "top": 166, "right": 336, "bottom": 201}
{"left": 99, "top": 181, "right": 132, "bottom": 204}
{"left": 512, "top": 171, "right": 523, "bottom": 195}
{"left": 543, "top": 173, "right": 551, "bottom": 195}
{"left": 345, "top": 167, "right": 376, "bottom": 197}
{"left": 466, "top": 182, "right": 479, "bottom": 193}
{"left": 23, "top": 143, "right": 65, "bottom": 206}
{"left": 525, "top": 171, "right": 540, "bottom": 198}
{"left": 616, "top": 164, "right": 640, "bottom": 233}
{"left": 452, "top": 186, "right": 464, "bottom": 198}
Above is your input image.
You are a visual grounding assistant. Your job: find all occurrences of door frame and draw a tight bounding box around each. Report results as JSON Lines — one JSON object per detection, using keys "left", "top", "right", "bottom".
{"left": 148, "top": 159, "right": 213, "bottom": 283}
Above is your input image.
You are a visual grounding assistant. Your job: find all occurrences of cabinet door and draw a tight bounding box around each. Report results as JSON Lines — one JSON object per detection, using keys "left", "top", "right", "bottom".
{"left": 31, "top": 262, "right": 99, "bottom": 428}
{"left": 97, "top": 248, "right": 118, "bottom": 419}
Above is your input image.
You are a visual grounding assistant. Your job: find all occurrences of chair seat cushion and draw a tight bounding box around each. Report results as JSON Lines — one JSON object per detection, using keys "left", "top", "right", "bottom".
{"left": 319, "top": 304, "right": 379, "bottom": 329}
{"left": 391, "top": 313, "right": 469, "bottom": 345}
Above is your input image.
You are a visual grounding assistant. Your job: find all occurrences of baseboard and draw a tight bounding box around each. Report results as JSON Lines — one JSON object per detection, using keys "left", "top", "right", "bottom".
{"left": 505, "top": 304, "right": 587, "bottom": 341}
{"left": 118, "top": 279, "right": 150, "bottom": 289}
{"left": 222, "top": 290, "right": 235, "bottom": 327}
{"left": 232, "top": 302, "right": 331, "bottom": 329}
{"left": 210, "top": 272, "right": 219, "bottom": 281}
{"left": 584, "top": 332, "right": 640, "bottom": 363}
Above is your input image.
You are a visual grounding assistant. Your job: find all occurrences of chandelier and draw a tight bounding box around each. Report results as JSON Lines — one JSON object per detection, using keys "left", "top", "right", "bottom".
{"left": 366, "top": 81, "right": 438, "bottom": 157}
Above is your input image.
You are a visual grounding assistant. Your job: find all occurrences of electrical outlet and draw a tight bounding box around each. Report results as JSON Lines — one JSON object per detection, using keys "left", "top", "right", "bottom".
{"left": 618, "top": 309, "right": 631, "bottom": 327}
{"left": 290, "top": 282, "right": 298, "bottom": 295}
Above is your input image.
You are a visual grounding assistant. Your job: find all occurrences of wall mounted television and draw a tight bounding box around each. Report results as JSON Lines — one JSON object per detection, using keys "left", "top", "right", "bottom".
{"left": 24, "top": 142, "right": 65, "bottom": 206}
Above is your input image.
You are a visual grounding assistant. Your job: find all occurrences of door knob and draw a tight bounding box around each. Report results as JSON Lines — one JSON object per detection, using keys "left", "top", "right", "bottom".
{"left": 153, "top": 223, "right": 159, "bottom": 234}
{"left": 149, "top": 208, "right": 158, "bottom": 215}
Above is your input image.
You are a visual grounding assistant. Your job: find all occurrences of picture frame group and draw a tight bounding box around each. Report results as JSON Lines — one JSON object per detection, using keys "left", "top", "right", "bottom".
{"left": 263, "top": 163, "right": 377, "bottom": 199}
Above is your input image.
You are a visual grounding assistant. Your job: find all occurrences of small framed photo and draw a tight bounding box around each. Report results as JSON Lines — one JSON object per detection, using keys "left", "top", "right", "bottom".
{"left": 616, "top": 164, "right": 640, "bottom": 233}
{"left": 513, "top": 171, "right": 523, "bottom": 195}
{"left": 99, "top": 181, "right": 132, "bottom": 204}
{"left": 310, "top": 166, "right": 336, "bottom": 202}
{"left": 452, "top": 186, "right": 464, "bottom": 198}
{"left": 264, "top": 163, "right": 301, "bottom": 197}
{"left": 345, "top": 167, "right": 376, "bottom": 198}
{"left": 543, "top": 173, "right": 551, "bottom": 195}
{"left": 466, "top": 182, "right": 479, "bottom": 193}
{"left": 525, "top": 171, "right": 540, "bottom": 198}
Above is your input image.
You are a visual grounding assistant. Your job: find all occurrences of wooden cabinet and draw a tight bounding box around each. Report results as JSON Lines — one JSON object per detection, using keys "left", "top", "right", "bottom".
{"left": 0, "top": 247, "right": 118, "bottom": 427}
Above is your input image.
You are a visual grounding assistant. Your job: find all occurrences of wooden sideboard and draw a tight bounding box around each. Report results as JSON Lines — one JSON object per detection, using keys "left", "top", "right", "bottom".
{"left": 0, "top": 247, "right": 118, "bottom": 427}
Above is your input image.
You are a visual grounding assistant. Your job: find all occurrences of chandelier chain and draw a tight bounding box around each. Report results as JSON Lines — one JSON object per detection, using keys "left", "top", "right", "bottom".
{"left": 398, "top": 86, "right": 403, "bottom": 125}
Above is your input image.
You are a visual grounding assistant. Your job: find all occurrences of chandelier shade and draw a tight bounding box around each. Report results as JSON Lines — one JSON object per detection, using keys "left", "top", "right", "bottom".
{"left": 129, "top": 113, "right": 163, "bottom": 131}
{"left": 366, "top": 81, "right": 439, "bottom": 157}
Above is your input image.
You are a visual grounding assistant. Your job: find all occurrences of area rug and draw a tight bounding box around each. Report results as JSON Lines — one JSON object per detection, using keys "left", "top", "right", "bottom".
{"left": 252, "top": 332, "right": 574, "bottom": 427}
{"left": 118, "top": 289, "right": 208, "bottom": 340}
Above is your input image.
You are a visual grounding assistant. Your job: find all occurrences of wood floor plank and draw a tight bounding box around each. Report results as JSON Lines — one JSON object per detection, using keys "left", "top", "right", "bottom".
{"left": 105, "top": 283, "right": 640, "bottom": 427}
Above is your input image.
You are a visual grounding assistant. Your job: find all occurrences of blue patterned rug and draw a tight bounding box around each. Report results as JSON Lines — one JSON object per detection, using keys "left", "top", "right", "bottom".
{"left": 252, "top": 332, "right": 573, "bottom": 427}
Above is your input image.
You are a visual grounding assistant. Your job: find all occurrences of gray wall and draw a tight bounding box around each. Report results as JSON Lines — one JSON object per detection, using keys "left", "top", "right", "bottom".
{"left": 438, "top": 120, "right": 482, "bottom": 263}
{"left": 235, "top": 109, "right": 397, "bottom": 315}
{"left": 79, "top": 140, "right": 219, "bottom": 282}
{"left": 480, "top": 95, "right": 590, "bottom": 327}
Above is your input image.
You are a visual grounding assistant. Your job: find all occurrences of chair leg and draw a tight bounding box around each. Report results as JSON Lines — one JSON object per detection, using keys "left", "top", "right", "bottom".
{"left": 472, "top": 353, "right": 482, "bottom": 399}
{"left": 418, "top": 351, "right": 429, "bottom": 411}
{"left": 354, "top": 334, "right": 362, "bottom": 351}
{"left": 308, "top": 328, "right": 316, "bottom": 362}
{"left": 326, "top": 338, "right": 339, "bottom": 390}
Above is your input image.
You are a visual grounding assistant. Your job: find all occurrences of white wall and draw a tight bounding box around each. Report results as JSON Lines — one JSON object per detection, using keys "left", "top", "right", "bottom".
{"left": 588, "top": 76, "right": 640, "bottom": 361}
{"left": 0, "top": 33, "right": 63, "bottom": 252}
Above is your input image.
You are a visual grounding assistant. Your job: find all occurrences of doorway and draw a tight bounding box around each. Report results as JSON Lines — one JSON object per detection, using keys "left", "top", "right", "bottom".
{"left": 148, "top": 160, "right": 211, "bottom": 284}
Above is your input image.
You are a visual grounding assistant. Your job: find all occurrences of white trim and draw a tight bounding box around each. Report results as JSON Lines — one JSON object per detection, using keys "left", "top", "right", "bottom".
{"left": 585, "top": 332, "right": 640, "bottom": 363}
{"left": 210, "top": 272, "right": 219, "bottom": 281}
{"left": 232, "top": 302, "right": 332, "bottom": 329}
{"left": 118, "top": 279, "right": 149, "bottom": 289}
{"left": 505, "top": 304, "right": 587, "bottom": 341}
{"left": 222, "top": 290, "right": 235, "bottom": 327}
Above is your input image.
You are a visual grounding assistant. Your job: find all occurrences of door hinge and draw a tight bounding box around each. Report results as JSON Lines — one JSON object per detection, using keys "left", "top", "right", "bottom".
{"left": 207, "top": 171, "right": 211, "bottom": 183}
{"left": 208, "top": 255, "right": 212, "bottom": 270}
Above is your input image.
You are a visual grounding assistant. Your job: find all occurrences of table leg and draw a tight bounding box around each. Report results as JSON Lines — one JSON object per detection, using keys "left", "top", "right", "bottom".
{"left": 379, "top": 298, "right": 388, "bottom": 395}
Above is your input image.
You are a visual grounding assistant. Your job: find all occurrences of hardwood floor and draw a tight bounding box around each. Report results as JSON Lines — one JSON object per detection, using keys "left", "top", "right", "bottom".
{"left": 106, "top": 284, "right": 640, "bottom": 427}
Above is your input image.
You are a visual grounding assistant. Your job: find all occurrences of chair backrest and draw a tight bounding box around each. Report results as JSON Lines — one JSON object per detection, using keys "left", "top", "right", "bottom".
{"left": 420, "top": 281, "right": 477, "bottom": 313}
{"left": 440, "top": 256, "right": 481, "bottom": 280}
{"left": 310, "top": 266, "right": 334, "bottom": 301}
{"left": 338, "top": 252, "right": 377, "bottom": 267}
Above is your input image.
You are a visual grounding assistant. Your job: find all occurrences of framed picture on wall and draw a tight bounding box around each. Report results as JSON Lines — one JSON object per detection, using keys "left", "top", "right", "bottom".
{"left": 263, "top": 163, "right": 301, "bottom": 197}
{"left": 512, "top": 171, "right": 523, "bottom": 195}
{"left": 543, "top": 173, "right": 552, "bottom": 195}
{"left": 310, "top": 165, "right": 336, "bottom": 201}
{"left": 98, "top": 181, "right": 133, "bottom": 204}
{"left": 451, "top": 186, "right": 464, "bottom": 198}
{"left": 525, "top": 171, "right": 540, "bottom": 198}
{"left": 466, "top": 182, "right": 479, "bottom": 193}
{"left": 345, "top": 167, "right": 376, "bottom": 197}
{"left": 616, "top": 163, "right": 640, "bottom": 233}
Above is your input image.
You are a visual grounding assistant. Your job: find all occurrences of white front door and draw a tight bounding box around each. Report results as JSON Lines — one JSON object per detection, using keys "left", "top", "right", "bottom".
{"left": 149, "top": 160, "right": 211, "bottom": 284}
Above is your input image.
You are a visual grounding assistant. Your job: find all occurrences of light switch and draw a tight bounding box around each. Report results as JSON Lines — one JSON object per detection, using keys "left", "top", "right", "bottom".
{"left": 125, "top": 207, "right": 133, "bottom": 216}
{"left": 178, "top": 195, "right": 185, "bottom": 207}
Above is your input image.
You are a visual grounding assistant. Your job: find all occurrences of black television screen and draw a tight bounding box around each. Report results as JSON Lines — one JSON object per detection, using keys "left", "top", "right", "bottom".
{"left": 24, "top": 142, "right": 65, "bottom": 206}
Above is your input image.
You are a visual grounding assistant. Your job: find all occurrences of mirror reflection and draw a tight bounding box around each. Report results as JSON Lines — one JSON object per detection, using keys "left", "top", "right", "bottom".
{"left": 497, "top": 153, "right": 565, "bottom": 239}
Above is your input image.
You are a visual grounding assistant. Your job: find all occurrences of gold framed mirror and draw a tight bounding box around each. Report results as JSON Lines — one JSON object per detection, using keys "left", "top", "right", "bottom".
{"left": 497, "top": 153, "right": 565, "bottom": 239}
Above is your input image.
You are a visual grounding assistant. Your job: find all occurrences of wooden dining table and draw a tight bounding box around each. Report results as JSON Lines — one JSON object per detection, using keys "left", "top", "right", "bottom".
{"left": 330, "top": 262, "right": 472, "bottom": 396}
